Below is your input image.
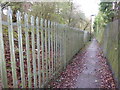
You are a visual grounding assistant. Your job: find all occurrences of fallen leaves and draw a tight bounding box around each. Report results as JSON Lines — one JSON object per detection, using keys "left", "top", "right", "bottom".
{"left": 47, "top": 51, "right": 86, "bottom": 88}
{"left": 96, "top": 49, "right": 117, "bottom": 88}
{"left": 48, "top": 40, "right": 117, "bottom": 89}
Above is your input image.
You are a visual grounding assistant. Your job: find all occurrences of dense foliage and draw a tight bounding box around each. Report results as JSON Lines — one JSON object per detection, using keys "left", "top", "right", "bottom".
{"left": 0, "top": 1, "right": 90, "bottom": 30}
{"left": 93, "top": 2, "right": 120, "bottom": 32}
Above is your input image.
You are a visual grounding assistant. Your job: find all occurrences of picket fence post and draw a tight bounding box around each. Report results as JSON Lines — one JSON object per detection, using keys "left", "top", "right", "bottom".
{"left": 0, "top": 6, "right": 8, "bottom": 88}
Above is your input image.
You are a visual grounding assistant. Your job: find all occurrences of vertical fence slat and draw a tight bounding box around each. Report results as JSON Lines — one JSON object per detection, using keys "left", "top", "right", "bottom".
{"left": 70, "top": 30, "right": 72, "bottom": 58}
{"left": 66, "top": 27, "right": 68, "bottom": 63}
{"left": 0, "top": 6, "right": 8, "bottom": 88}
{"left": 47, "top": 20, "right": 51, "bottom": 78}
{"left": 24, "top": 13, "right": 32, "bottom": 88}
{"left": 72, "top": 31, "right": 74, "bottom": 56}
{"left": 61, "top": 25, "right": 64, "bottom": 68}
{"left": 60, "top": 25, "right": 62, "bottom": 69}
{"left": 17, "top": 11, "right": 25, "bottom": 88}
{"left": 50, "top": 22, "right": 54, "bottom": 75}
{"left": 36, "top": 17, "right": 41, "bottom": 88}
{"left": 57, "top": 24, "right": 60, "bottom": 69}
{"left": 31, "top": 16, "right": 37, "bottom": 87}
{"left": 44, "top": 19, "right": 48, "bottom": 82}
{"left": 59, "top": 24, "right": 62, "bottom": 69}
{"left": 55, "top": 22, "right": 57, "bottom": 72}
{"left": 40, "top": 18, "right": 45, "bottom": 86}
{"left": 7, "top": 7, "right": 18, "bottom": 88}
{"left": 63, "top": 26, "right": 66, "bottom": 69}
{"left": 54, "top": 22, "right": 56, "bottom": 72}
{"left": 67, "top": 28, "right": 69, "bottom": 61}
{"left": 55, "top": 23, "right": 58, "bottom": 71}
{"left": 53, "top": 22, "right": 56, "bottom": 73}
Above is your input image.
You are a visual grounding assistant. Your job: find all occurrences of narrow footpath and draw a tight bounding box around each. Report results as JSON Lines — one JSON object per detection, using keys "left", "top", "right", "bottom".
{"left": 48, "top": 39, "right": 117, "bottom": 88}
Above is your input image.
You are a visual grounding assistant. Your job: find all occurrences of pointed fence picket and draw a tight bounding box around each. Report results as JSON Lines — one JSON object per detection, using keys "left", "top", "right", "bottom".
{"left": 17, "top": 10, "right": 25, "bottom": 88}
{"left": 0, "top": 7, "right": 90, "bottom": 88}
{"left": 0, "top": 6, "right": 8, "bottom": 88}
{"left": 7, "top": 7, "right": 18, "bottom": 88}
{"left": 24, "top": 13, "right": 32, "bottom": 88}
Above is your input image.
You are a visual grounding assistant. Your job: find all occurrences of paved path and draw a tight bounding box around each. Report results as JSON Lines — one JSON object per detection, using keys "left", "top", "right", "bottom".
{"left": 74, "top": 38, "right": 101, "bottom": 88}
{"left": 48, "top": 39, "right": 116, "bottom": 88}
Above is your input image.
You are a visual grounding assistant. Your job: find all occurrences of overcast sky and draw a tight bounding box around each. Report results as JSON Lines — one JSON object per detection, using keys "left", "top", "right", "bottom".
{"left": 73, "top": 0, "right": 100, "bottom": 18}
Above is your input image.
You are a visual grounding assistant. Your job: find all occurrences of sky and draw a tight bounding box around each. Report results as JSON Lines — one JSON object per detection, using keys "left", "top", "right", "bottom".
{"left": 73, "top": 0, "right": 100, "bottom": 18}
{"left": 3, "top": 0, "right": 100, "bottom": 19}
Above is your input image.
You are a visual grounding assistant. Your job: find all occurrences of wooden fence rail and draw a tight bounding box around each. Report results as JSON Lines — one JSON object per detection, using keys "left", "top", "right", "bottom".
{"left": 0, "top": 6, "right": 90, "bottom": 88}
